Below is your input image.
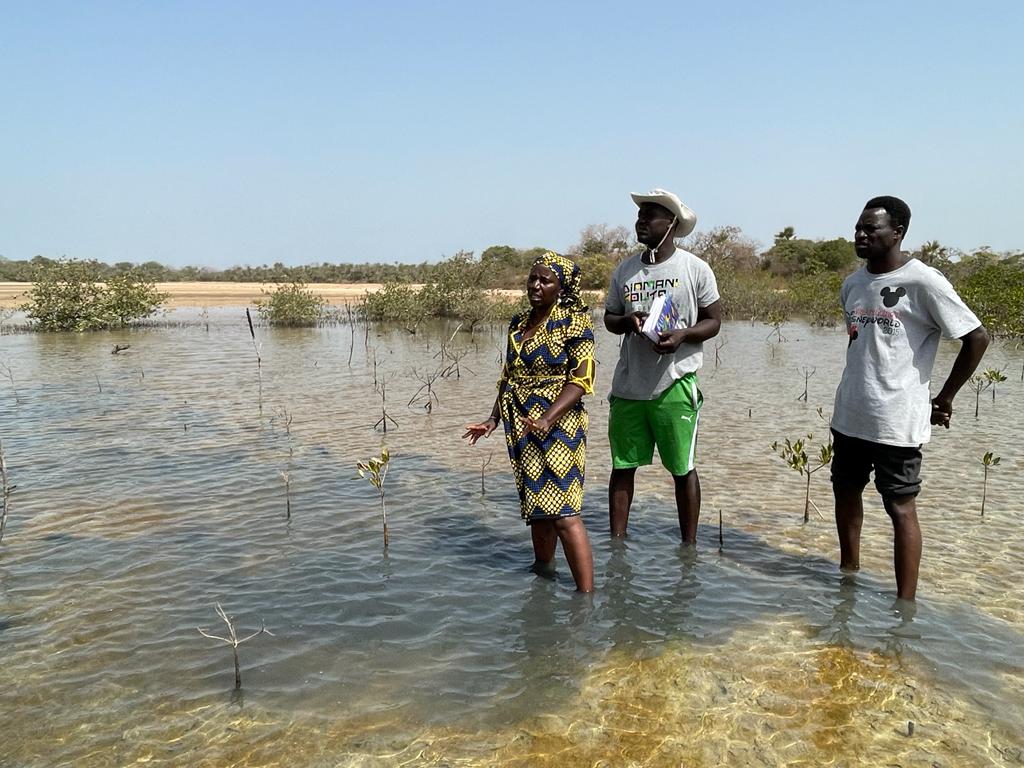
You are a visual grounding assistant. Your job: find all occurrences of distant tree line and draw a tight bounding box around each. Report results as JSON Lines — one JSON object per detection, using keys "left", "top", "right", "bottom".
{"left": 4, "top": 224, "right": 1022, "bottom": 337}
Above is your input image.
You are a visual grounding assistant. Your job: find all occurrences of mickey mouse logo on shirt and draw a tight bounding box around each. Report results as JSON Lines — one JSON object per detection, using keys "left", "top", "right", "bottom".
{"left": 880, "top": 286, "right": 907, "bottom": 307}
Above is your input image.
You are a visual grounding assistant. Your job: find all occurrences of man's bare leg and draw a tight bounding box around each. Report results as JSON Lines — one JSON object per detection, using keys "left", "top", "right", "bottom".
{"left": 834, "top": 483, "right": 865, "bottom": 571}
{"left": 883, "top": 494, "right": 922, "bottom": 600}
{"left": 609, "top": 467, "right": 637, "bottom": 537}
{"left": 673, "top": 470, "right": 700, "bottom": 545}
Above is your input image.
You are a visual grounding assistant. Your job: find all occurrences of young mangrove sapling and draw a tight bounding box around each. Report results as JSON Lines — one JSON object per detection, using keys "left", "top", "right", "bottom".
{"left": 772, "top": 433, "right": 834, "bottom": 523}
{"left": 983, "top": 367, "right": 1007, "bottom": 403}
{"left": 965, "top": 373, "right": 993, "bottom": 418}
{"left": 980, "top": 451, "right": 1001, "bottom": 517}
{"left": 357, "top": 448, "right": 392, "bottom": 547}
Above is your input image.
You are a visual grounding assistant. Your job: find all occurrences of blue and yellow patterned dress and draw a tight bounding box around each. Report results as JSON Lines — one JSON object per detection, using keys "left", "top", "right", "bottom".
{"left": 498, "top": 305, "right": 596, "bottom": 522}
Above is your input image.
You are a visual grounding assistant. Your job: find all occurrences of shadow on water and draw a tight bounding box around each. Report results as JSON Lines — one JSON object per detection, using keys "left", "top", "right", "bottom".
{"left": 370, "top": 449, "right": 1024, "bottom": 731}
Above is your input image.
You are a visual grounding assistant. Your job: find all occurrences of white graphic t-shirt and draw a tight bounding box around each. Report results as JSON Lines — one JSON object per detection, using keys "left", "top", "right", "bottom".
{"left": 831, "top": 258, "right": 981, "bottom": 446}
{"left": 605, "top": 248, "right": 719, "bottom": 400}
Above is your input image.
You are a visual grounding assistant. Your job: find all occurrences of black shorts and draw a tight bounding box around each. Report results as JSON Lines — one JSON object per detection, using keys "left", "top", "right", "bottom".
{"left": 830, "top": 429, "right": 922, "bottom": 499}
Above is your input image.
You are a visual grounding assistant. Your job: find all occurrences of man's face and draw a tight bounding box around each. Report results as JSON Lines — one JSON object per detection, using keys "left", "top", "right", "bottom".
{"left": 854, "top": 207, "right": 903, "bottom": 259}
{"left": 635, "top": 202, "right": 676, "bottom": 248}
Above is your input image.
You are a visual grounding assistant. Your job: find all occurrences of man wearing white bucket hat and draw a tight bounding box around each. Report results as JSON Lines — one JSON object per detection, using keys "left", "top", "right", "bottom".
{"left": 603, "top": 189, "right": 722, "bottom": 544}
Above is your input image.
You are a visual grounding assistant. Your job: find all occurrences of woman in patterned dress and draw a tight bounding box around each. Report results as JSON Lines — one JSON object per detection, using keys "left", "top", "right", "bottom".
{"left": 463, "top": 252, "right": 596, "bottom": 592}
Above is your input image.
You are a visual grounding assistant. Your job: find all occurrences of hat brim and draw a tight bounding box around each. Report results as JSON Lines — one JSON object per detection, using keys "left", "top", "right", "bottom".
{"left": 631, "top": 192, "right": 697, "bottom": 238}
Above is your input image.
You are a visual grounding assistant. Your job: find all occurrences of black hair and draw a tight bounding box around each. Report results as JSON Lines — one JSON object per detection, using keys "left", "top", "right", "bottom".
{"left": 863, "top": 196, "right": 911, "bottom": 235}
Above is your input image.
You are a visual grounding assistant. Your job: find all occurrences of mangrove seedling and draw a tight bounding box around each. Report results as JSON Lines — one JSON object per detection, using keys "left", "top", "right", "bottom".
{"left": 772, "top": 433, "right": 834, "bottom": 523}
{"left": 965, "top": 374, "right": 993, "bottom": 418}
{"left": 980, "top": 451, "right": 1001, "bottom": 517}
{"left": 714, "top": 337, "right": 726, "bottom": 368}
{"left": 196, "top": 603, "right": 273, "bottom": 690}
{"left": 272, "top": 405, "right": 294, "bottom": 456}
{"left": 796, "top": 365, "right": 816, "bottom": 403}
{"left": 983, "top": 367, "right": 1007, "bottom": 403}
{"left": 440, "top": 346, "right": 472, "bottom": 379}
{"left": 0, "top": 439, "right": 13, "bottom": 544}
{"left": 357, "top": 448, "right": 392, "bottom": 547}
{"left": 764, "top": 306, "right": 789, "bottom": 344}
{"left": 373, "top": 378, "right": 399, "bottom": 432}
{"left": 408, "top": 367, "right": 442, "bottom": 413}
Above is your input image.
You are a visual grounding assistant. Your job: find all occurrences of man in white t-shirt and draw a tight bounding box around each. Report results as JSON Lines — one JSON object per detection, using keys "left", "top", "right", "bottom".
{"left": 831, "top": 196, "right": 989, "bottom": 601}
{"left": 604, "top": 189, "right": 722, "bottom": 544}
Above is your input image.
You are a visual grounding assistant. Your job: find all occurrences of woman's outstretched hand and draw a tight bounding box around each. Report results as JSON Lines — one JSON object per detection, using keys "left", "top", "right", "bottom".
{"left": 463, "top": 417, "right": 498, "bottom": 445}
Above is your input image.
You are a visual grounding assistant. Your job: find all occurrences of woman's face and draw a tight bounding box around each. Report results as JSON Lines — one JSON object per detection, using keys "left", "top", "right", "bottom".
{"left": 527, "top": 264, "right": 561, "bottom": 309}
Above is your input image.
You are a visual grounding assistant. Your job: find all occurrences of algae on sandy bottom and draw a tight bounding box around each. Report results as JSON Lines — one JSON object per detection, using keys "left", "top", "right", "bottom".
{"left": 8, "top": 622, "right": 1020, "bottom": 768}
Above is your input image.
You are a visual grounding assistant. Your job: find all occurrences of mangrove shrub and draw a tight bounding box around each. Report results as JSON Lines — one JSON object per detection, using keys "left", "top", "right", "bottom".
{"left": 22, "top": 259, "right": 167, "bottom": 331}
{"left": 256, "top": 282, "right": 327, "bottom": 327}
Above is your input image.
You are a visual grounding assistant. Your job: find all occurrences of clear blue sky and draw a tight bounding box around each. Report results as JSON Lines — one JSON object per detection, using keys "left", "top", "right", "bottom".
{"left": 2, "top": 1, "right": 1022, "bottom": 268}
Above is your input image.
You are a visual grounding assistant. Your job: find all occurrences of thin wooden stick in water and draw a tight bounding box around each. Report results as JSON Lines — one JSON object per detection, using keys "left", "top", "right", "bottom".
{"left": 281, "top": 471, "right": 291, "bottom": 519}
{"left": 481, "top": 452, "right": 494, "bottom": 495}
{"left": 718, "top": 509, "right": 723, "bottom": 549}
{"left": 246, "top": 308, "right": 263, "bottom": 414}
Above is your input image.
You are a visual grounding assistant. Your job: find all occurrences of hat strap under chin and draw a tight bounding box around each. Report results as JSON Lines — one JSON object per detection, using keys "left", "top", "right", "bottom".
{"left": 644, "top": 216, "right": 677, "bottom": 263}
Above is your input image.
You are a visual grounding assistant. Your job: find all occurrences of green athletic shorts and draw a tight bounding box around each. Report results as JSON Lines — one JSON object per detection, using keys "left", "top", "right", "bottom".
{"left": 608, "top": 373, "right": 703, "bottom": 476}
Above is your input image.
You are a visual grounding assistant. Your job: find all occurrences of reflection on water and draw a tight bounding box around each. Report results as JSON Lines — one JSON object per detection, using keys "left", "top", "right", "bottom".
{"left": 0, "top": 314, "right": 1022, "bottom": 765}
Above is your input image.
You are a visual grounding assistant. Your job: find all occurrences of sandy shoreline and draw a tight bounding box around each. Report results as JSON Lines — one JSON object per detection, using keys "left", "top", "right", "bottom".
{"left": 0, "top": 281, "right": 390, "bottom": 309}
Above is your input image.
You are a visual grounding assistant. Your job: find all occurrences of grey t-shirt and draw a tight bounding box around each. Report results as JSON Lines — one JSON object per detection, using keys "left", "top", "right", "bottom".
{"left": 605, "top": 248, "right": 720, "bottom": 400}
{"left": 831, "top": 258, "right": 981, "bottom": 447}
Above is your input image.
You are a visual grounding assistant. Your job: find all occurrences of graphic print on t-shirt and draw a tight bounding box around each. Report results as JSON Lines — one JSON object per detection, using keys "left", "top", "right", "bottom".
{"left": 622, "top": 277, "right": 680, "bottom": 306}
{"left": 881, "top": 286, "right": 907, "bottom": 307}
{"left": 846, "top": 303, "right": 904, "bottom": 341}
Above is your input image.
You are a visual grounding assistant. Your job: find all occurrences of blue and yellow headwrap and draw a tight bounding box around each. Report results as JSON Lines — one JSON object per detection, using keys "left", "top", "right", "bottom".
{"left": 533, "top": 251, "right": 587, "bottom": 311}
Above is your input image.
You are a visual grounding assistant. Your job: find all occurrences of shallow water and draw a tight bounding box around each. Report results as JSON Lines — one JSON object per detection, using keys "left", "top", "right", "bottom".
{"left": 1, "top": 314, "right": 1022, "bottom": 767}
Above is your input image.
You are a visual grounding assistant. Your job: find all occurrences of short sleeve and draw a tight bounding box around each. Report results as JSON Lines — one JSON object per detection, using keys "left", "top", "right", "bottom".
{"left": 921, "top": 268, "right": 981, "bottom": 339}
{"left": 604, "top": 263, "right": 625, "bottom": 315}
{"left": 497, "top": 315, "right": 518, "bottom": 387}
{"left": 564, "top": 312, "right": 596, "bottom": 395}
{"left": 695, "top": 259, "right": 720, "bottom": 308}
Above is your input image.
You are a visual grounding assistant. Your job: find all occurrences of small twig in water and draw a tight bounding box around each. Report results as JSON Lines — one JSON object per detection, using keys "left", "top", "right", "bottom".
{"left": 196, "top": 603, "right": 273, "bottom": 690}
{"left": 281, "top": 471, "right": 292, "bottom": 519}
{"left": 481, "top": 451, "right": 494, "bottom": 495}
{"left": 0, "top": 360, "right": 20, "bottom": 405}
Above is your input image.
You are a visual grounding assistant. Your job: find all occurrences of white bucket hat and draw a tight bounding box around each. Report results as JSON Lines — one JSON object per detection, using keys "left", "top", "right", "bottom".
{"left": 630, "top": 188, "right": 697, "bottom": 239}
